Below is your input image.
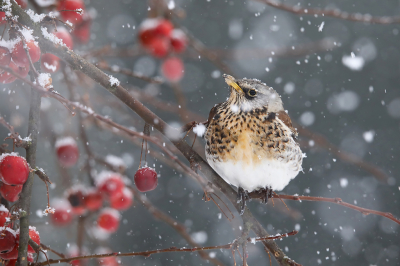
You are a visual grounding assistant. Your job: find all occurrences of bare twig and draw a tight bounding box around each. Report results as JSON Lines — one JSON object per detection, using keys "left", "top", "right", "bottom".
{"left": 97, "top": 61, "right": 164, "bottom": 84}
{"left": 255, "top": 0, "right": 400, "bottom": 24}
{"left": 247, "top": 192, "right": 400, "bottom": 225}
{"left": 36, "top": 231, "right": 297, "bottom": 265}
{"left": 0, "top": 116, "right": 31, "bottom": 149}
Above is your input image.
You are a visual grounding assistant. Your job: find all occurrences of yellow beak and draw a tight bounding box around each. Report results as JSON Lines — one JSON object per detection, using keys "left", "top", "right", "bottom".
{"left": 223, "top": 74, "right": 243, "bottom": 93}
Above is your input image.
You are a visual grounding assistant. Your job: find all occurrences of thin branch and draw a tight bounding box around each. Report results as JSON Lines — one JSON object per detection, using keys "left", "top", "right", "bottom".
{"left": 255, "top": 0, "right": 400, "bottom": 24}
{"left": 0, "top": 116, "right": 31, "bottom": 149}
{"left": 40, "top": 243, "right": 66, "bottom": 259}
{"left": 17, "top": 69, "right": 42, "bottom": 266}
{"left": 247, "top": 192, "right": 400, "bottom": 225}
{"left": 97, "top": 61, "right": 164, "bottom": 84}
{"left": 36, "top": 231, "right": 297, "bottom": 266}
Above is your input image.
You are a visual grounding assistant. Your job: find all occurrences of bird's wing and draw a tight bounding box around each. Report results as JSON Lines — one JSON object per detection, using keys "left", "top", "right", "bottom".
{"left": 276, "top": 110, "right": 298, "bottom": 138}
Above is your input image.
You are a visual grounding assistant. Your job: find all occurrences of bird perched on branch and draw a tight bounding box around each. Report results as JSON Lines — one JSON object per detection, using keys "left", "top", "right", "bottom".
{"left": 204, "top": 74, "right": 303, "bottom": 214}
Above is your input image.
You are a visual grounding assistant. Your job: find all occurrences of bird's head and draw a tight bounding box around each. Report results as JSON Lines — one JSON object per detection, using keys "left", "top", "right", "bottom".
{"left": 223, "top": 74, "right": 284, "bottom": 113}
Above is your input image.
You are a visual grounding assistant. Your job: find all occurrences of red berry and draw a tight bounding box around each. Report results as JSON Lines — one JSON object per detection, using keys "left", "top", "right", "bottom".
{"left": 41, "top": 53, "right": 60, "bottom": 73}
{"left": 0, "top": 154, "right": 30, "bottom": 185}
{"left": 57, "top": 0, "right": 85, "bottom": 25}
{"left": 51, "top": 199, "right": 73, "bottom": 226}
{"left": 134, "top": 167, "right": 158, "bottom": 192}
{"left": 96, "top": 171, "right": 125, "bottom": 196}
{"left": 27, "top": 226, "right": 40, "bottom": 253}
{"left": 0, "top": 205, "right": 9, "bottom": 227}
{"left": 66, "top": 186, "right": 87, "bottom": 215}
{"left": 0, "top": 46, "right": 11, "bottom": 66}
{"left": 84, "top": 189, "right": 103, "bottom": 211}
{"left": 161, "top": 57, "right": 184, "bottom": 82}
{"left": 0, "top": 242, "right": 18, "bottom": 260}
{"left": 72, "top": 19, "right": 91, "bottom": 44}
{"left": 170, "top": 29, "right": 187, "bottom": 53}
{"left": 55, "top": 137, "right": 79, "bottom": 167}
{"left": 54, "top": 28, "right": 74, "bottom": 49}
{"left": 97, "top": 208, "right": 120, "bottom": 233}
{"left": 0, "top": 61, "right": 30, "bottom": 84}
{"left": 0, "top": 227, "right": 16, "bottom": 254}
{"left": 0, "top": 184, "right": 23, "bottom": 202}
{"left": 12, "top": 40, "right": 41, "bottom": 68}
{"left": 147, "top": 36, "right": 170, "bottom": 58}
{"left": 154, "top": 19, "right": 173, "bottom": 37}
{"left": 138, "top": 18, "right": 161, "bottom": 46}
{"left": 110, "top": 187, "right": 133, "bottom": 210}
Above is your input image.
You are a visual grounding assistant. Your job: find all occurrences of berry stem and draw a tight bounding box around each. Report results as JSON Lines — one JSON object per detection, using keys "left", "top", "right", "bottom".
{"left": 17, "top": 72, "right": 42, "bottom": 266}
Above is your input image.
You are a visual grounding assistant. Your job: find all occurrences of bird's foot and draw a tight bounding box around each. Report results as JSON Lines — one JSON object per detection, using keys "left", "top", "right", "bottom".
{"left": 260, "top": 186, "right": 273, "bottom": 204}
{"left": 237, "top": 187, "right": 250, "bottom": 215}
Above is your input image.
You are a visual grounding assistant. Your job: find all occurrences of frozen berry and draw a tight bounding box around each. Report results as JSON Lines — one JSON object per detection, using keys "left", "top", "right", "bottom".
{"left": 0, "top": 154, "right": 30, "bottom": 185}
{"left": 55, "top": 137, "right": 79, "bottom": 167}
{"left": 51, "top": 199, "right": 73, "bottom": 226}
{"left": 0, "top": 46, "right": 11, "bottom": 66}
{"left": 134, "top": 167, "right": 158, "bottom": 192}
{"left": 0, "top": 205, "right": 9, "bottom": 227}
{"left": 96, "top": 171, "right": 125, "bottom": 196}
{"left": 110, "top": 187, "right": 133, "bottom": 210}
{"left": 27, "top": 226, "right": 40, "bottom": 253}
{"left": 54, "top": 28, "right": 74, "bottom": 49}
{"left": 57, "top": 0, "right": 85, "bottom": 25}
{"left": 161, "top": 57, "right": 184, "bottom": 82}
{"left": 84, "top": 189, "right": 103, "bottom": 211}
{"left": 0, "top": 227, "right": 16, "bottom": 254}
{"left": 12, "top": 40, "right": 41, "bottom": 68}
{"left": 0, "top": 184, "right": 23, "bottom": 202}
{"left": 170, "top": 29, "right": 187, "bottom": 53}
{"left": 154, "top": 19, "right": 173, "bottom": 37}
{"left": 41, "top": 53, "right": 60, "bottom": 73}
{"left": 97, "top": 208, "right": 120, "bottom": 233}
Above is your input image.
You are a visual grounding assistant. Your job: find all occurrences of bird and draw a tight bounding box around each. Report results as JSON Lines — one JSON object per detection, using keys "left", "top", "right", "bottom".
{"left": 204, "top": 74, "right": 303, "bottom": 214}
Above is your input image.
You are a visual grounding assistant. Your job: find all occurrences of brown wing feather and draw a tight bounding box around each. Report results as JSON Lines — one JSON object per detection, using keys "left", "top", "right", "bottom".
{"left": 277, "top": 110, "right": 298, "bottom": 138}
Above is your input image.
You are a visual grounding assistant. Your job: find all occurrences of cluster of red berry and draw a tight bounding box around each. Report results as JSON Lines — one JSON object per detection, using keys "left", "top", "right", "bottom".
{"left": 138, "top": 18, "right": 186, "bottom": 82}
{"left": 0, "top": 206, "right": 40, "bottom": 265}
{"left": 0, "top": 153, "right": 30, "bottom": 202}
{"left": 0, "top": 0, "right": 91, "bottom": 84}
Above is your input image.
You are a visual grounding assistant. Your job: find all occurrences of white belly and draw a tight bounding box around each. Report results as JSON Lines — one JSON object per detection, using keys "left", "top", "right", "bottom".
{"left": 207, "top": 157, "right": 300, "bottom": 192}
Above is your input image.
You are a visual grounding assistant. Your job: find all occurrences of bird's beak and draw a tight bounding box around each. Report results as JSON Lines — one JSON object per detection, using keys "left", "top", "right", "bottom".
{"left": 223, "top": 74, "right": 243, "bottom": 93}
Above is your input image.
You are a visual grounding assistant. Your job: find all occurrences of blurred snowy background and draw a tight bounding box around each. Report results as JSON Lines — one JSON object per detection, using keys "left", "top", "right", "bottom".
{"left": 1, "top": 0, "right": 400, "bottom": 265}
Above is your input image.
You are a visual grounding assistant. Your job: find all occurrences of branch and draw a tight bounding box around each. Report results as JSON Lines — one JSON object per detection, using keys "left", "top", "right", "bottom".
{"left": 35, "top": 231, "right": 298, "bottom": 266}
{"left": 17, "top": 71, "right": 42, "bottom": 266}
{"left": 97, "top": 61, "right": 164, "bottom": 84}
{"left": 247, "top": 192, "right": 400, "bottom": 225}
{"left": 255, "top": 0, "right": 400, "bottom": 24}
{"left": 0, "top": 116, "right": 31, "bottom": 149}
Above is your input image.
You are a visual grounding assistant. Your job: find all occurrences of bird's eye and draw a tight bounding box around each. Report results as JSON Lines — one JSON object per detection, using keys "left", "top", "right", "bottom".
{"left": 248, "top": 89, "right": 257, "bottom": 97}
